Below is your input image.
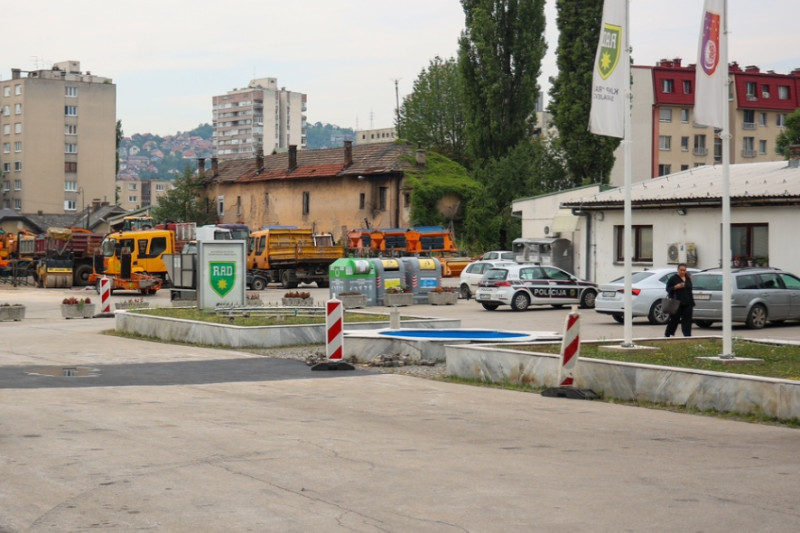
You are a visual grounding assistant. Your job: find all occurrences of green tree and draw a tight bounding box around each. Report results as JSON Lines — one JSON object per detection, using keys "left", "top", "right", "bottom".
{"left": 458, "top": 0, "right": 547, "bottom": 165}
{"left": 150, "top": 165, "right": 215, "bottom": 225}
{"left": 776, "top": 108, "right": 800, "bottom": 159}
{"left": 116, "top": 120, "right": 123, "bottom": 177}
{"left": 397, "top": 56, "right": 468, "bottom": 165}
{"left": 548, "top": 0, "right": 620, "bottom": 186}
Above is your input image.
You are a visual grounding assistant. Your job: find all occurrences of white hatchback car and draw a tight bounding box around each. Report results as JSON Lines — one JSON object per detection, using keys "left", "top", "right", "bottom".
{"left": 595, "top": 267, "right": 700, "bottom": 325}
{"left": 458, "top": 260, "right": 516, "bottom": 299}
{"left": 475, "top": 264, "right": 598, "bottom": 311}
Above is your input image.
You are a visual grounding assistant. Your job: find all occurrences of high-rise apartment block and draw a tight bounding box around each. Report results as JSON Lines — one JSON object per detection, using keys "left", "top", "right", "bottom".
{"left": 0, "top": 60, "right": 116, "bottom": 214}
{"left": 212, "top": 77, "right": 307, "bottom": 160}
{"left": 610, "top": 59, "right": 800, "bottom": 185}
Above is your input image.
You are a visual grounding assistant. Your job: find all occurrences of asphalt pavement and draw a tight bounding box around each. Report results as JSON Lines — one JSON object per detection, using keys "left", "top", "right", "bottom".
{"left": 1, "top": 284, "right": 799, "bottom": 532}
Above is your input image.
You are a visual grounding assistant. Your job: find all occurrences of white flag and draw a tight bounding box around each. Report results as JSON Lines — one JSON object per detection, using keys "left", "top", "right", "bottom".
{"left": 695, "top": 0, "right": 725, "bottom": 128}
{"left": 589, "top": 0, "right": 626, "bottom": 138}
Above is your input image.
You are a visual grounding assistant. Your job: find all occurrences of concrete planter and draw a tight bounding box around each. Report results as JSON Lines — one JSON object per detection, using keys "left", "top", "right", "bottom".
{"left": 281, "top": 297, "right": 313, "bottom": 307}
{"left": 61, "top": 303, "right": 95, "bottom": 319}
{"left": 338, "top": 294, "right": 367, "bottom": 309}
{"left": 427, "top": 291, "right": 458, "bottom": 305}
{"left": 384, "top": 293, "right": 414, "bottom": 307}
{"left": 0, "top": 305, "right": 25, "bottom": 321}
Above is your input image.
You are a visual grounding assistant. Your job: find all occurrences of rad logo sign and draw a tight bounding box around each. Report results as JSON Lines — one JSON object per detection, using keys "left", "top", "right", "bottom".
{"left": 209, "top": 262, "right": 235, "bottom": 297}
{"left": 597, "top": 23, "right": 621, "bottom": 80}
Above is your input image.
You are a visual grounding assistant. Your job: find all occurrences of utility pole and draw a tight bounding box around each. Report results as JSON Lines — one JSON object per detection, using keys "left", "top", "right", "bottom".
{"left": 390, "top": 78, "right": 402, "bottom": 126}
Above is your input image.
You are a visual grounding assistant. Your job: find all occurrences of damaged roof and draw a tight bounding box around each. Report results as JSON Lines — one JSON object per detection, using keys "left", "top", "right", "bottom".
{"left": 562, "top": 161, "right": 800, "bottom": 210}
{"left": 205, "top": 142, "right": 417, "bottom": 185}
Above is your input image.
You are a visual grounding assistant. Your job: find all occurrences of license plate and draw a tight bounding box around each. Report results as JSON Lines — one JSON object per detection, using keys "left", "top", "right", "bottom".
{"left": 695, "top": 293, "right": 711, "bottom": 300}
{"left": 602, "top": 291, "right": 616, "bottom": 297}
{"left": 477, "top": 290, "right": 492, "bottom": 299}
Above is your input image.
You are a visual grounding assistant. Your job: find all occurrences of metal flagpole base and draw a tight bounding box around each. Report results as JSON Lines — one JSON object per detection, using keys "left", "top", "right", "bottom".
{"left": 311, "top": 361, "right": 355, "bottom": 371}
{"left": 541, "top": 387, "right": 599, "bottom": 400}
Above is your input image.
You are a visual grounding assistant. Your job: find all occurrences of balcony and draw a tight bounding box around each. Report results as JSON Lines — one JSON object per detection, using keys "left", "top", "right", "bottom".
{"left": 693, "top": 147, "right": 708, "bottom": 156}
{"left": 741, "top": 149, "right": 756, "bottom": 158}
{"left": 742, "top": 122, "right": 756, "bottom": 130}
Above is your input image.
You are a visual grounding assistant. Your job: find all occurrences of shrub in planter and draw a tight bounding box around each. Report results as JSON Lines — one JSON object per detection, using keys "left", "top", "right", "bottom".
{"left": 337, "top": 291, "right": 368, "bottom": 309}
{"left": 384, "top": 286, "right": 414, "bottom": 306}
{"left": 427, "top": 287, "right": 458, "bottom": 305}
{"left": 61, "top": 297, "right": 95, "bottom": 319}
{"left": 281, "top": 291, "right": 312, "bottom": 306}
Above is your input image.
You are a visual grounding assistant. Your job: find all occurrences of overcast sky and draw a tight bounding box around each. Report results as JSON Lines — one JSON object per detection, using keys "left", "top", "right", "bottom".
{"left": 3, "top": 1, "right": 798, "bottom": 137}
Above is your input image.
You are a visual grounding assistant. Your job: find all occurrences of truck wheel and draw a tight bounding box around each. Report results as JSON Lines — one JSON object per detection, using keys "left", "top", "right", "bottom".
{"left": 280, "top": 271, "right": 291, "bottom": 289}
{"left": 74, "top": 264, "right": 93, "bottom": 286}
{"left": 251, "top": 277, "right": 267, "bottom": 291}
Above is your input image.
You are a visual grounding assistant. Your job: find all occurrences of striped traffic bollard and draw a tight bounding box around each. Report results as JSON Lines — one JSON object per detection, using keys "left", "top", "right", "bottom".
{"left": 542, "top": 306, "right": 597, "bottom": 399}
{"left": 558, "top": 306, "right": 580, "bottom": 387}
{"left": 312, "top": 297, "right": 354, "bottom": 371}
{"left": 99, "top": 277, "right": 111, "bottom": 313}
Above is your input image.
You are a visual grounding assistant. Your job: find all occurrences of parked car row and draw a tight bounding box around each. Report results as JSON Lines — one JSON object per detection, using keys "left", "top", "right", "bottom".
{"left": 461, "top": 259, "right": 800, "bottom": 330}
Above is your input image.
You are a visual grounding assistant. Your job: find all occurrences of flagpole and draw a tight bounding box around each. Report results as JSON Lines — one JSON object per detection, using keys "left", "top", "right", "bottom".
{"left": 720, "top": 0, "right": 734, "bottom": 357}
{"left": 621, "top": 0, "right": 633, "bottom": 347}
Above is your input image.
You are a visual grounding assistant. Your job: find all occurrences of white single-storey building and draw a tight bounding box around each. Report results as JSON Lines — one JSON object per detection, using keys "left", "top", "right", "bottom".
{"left": 512, "top": 160, "right": 800, "bottom": 284}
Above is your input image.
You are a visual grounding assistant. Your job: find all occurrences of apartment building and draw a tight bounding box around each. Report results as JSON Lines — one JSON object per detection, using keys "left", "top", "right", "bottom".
{"left": 212, "top": 77, "right": 307, "bottom": 161}
{"left": 357, "top": 127, "right": 397, "bottom": 145}
{"left": 115, "top": 178, "right": 174, "bottom": 211}
{"left": 0, "top": 60, "right": 116, "bottom": 214}
{"left": 609, "top": 59, "right": 800, "bottom": 185}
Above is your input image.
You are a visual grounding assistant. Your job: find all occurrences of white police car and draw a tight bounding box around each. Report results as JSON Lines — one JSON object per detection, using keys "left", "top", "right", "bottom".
{"left": 475, "top": 264, "right": 598, "bottom": 311}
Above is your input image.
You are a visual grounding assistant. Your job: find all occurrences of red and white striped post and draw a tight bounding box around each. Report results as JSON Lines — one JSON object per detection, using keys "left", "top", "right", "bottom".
{"left": 326, "top": 297, "right": 343, "bottom": 360}
{"left": 99, "top": 277, "right": 111, "bottom": 314}
{"left": 312, "top": 297, "right": 354, "bottom": 370}
{"left": 557, "top": 306, "right": 581, "bottom": 387}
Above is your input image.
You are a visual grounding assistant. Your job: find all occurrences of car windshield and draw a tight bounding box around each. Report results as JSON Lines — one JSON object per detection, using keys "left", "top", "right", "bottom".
{"left": 608, "top": 271, "right": 654, "bottom": 284}
{"left": 484, "top": 268, "right": 509, "bottom": 281}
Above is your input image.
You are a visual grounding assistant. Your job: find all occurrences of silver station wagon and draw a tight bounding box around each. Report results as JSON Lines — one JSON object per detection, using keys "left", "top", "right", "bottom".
{"left": 475, "top": 264, "right": 598, "bottom": 311}
{"left": 692, "top": 267, "right": 800, "bottom": 329}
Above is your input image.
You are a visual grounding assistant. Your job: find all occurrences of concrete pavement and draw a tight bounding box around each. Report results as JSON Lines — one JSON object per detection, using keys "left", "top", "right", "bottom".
{"left": 1, "top": 285, "right": 799, "bottom": 532}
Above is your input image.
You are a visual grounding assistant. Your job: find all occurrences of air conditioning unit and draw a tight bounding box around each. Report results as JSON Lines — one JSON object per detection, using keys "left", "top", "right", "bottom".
{"left": 762, "top": 91, "right": 770, "bottom": 99}
{"left": 667, "top": 242, "right": 698, "bottom": 266}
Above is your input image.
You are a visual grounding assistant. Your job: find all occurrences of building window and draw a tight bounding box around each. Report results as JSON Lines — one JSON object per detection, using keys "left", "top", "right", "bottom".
{"left": 14, "top": 198, "right": 21, "bottom": 210}
{"left": 65, "top": 161, "right": 78, "bottom": 172}
{"left": 379, "top": 187, "right": 388, "bottom": 211}
{"left": 731, "top": 223, "right": 768, "bottom": 265}
{"left": 128, "top": 196, "right": 138, "bottom": 203}
{"left": 65, "top": 143, "right": 78, "bottom": 154}
{"left": 1, "top": 105, "right": 9, "bottom": 116}
{"left": 659, "top": 108, "right": 672, "bottom": 122}
{"left": 14, "top": 141, "right": 21, "bottom": 152}
{"left": 681, "top": 164, "right": 689, "bottom": 171}
{"left": 759, "top": 140, "right": 767, "bottom": 155}
{"left": 14, "top": 103, "right": 21, "bottom": 115}
{"left": 2, "top": 180, "right": 9, "bottom": 191}
{"left": 759, "top": 112, "right": 768, "bottom": 127}
{"left": 65, "top": 181, "right": 77, "bottom": 191}
{"left": 658, "top": 164, "right": 671, "bottom": 176}
{"left": 693, "top": 135, "right": 707, "bottom": 156}
{"left": 65, "top": 200, "right": 77, "bottom": 211}
{"left": 65, "top": 124, "right": 77, "bottom": 135}
{"left": 2, "top": 163, "right": 9, "bottom": 172}
{"left": 359, "top": 193, "right": 366, "bottom": 210}
{"left": 14, "top": 84, "right": 21, "bottom": 96}
{"left": 302, "top": 191, "right": 310, "bottom": 215}
{"left": 65, "top": 86, "right": 78, "bottom": 97}
{"left": 65, "top": 106, "right": 78, "bottom": 116}
{"left": 14, "top": 179, "right": 21, "bottom": 190}
{"left": 14, "top": 161, "right": 22, "bottom": 171}
{"left": 128, "top": 183, "right": 137, "bottom": 191}
{"left": 761, "top": 85, "right": 770, "bottom": 98}
{"left": 615, "top": 225, "right": 653, "bottom": 263}
{"left": 2, "top": 87, "right": 8, "bottom": 97}
{"left": 661, "top": 79, "right": 674, "bottom": 93}
{"left": 2, "top": 143, "right": 8, "bottom": 153}
{"left": 745, "top": 82, "right": 756, "bottom": 99}
{"left": 155, "top": 184, "right": 165, "bottom": 192}
{"left": 217, "top": 195, "right": 224, "bottom": 217}
{"left": 659, "top": 135, "right": 672, "bottom": 151}
{"left": 742, "top": 109, "right": 755, "bottom": 129}
{"left": 3, "top": 124, "right": 9, "bottom": 135}
{"left": 681, "top": 136, "right": 689, "bottom": 151}
{"left": 742, "top": 137, "right": 755, "bottom": 158}
{"left": 778, "top": 86, "right": 790, "bottom": 99}
{"left": 777, "top": 114, "right": 786, "bottom": 127}
{"left": 14, "top": 123, "right": 21, "bottom": 134}
{"left": 683, "top": 80, "right": 691, "bottom": 94}
{"left": 404, "top": 192, "right": 411, "bottom": 207}
{"left": 681, "top": 108, "right": 689, "bottom": 123}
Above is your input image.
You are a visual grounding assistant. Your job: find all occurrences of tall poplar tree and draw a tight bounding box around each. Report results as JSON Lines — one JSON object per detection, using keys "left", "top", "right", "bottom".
{"left": 458, "top": 0, "right": 547, "bottom": 166}
{"left": 396, "top": 57, "right": 467, "bottom": 166}
{"left": 548, "top": 0, "right": 620, "bottom": 185}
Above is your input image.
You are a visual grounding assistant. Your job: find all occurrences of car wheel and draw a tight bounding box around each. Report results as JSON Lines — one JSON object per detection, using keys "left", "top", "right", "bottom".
{"left": 579, "top": 289, "right": 597, "bottom": 309}
{"left": 648, "top": 300, "right": 670, "bottom": 325}
{"left": 694, "top": 320, "right": 714, "bottom": 328}
{"left": 745, "top": 304, "right": 767, "bottom": 329}
{"left": 459, "top": 284, "right": 471, "bottom": 300}
{"left": 251, "top": 277, "right": 267, "bottom": 291}
{"left": 481, "top": 303, "right": 499, "bottom": 311}
{"left": 612, "top": 313, "right": 624, "bottom": 324}
{"left": 510, "top": 292, "right": 530, "bottom": 312}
